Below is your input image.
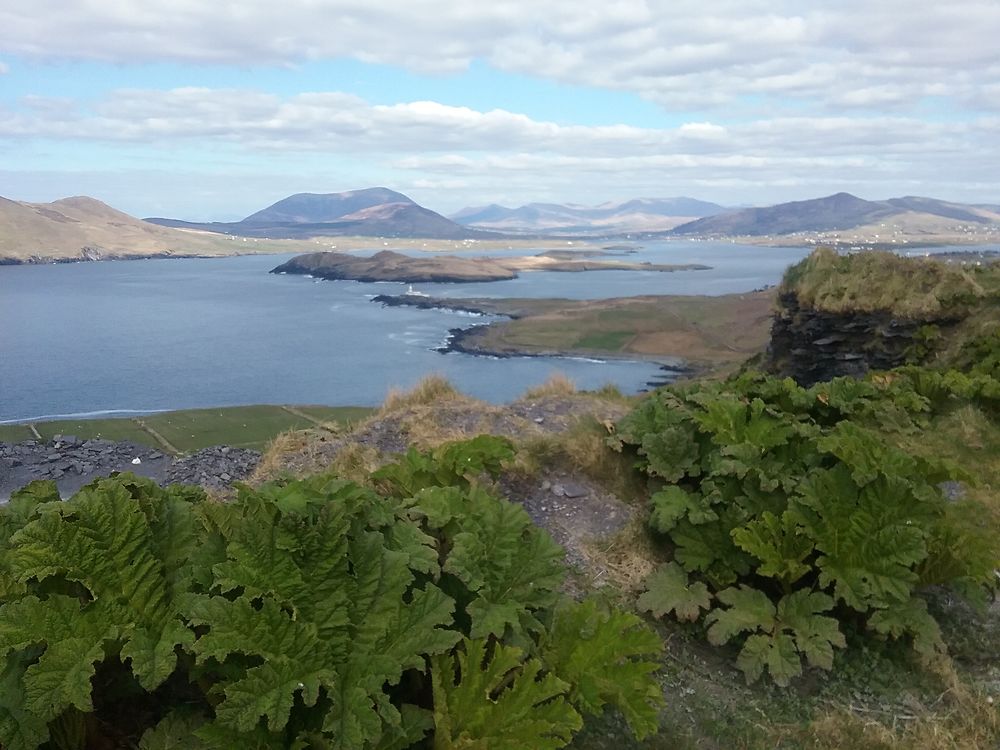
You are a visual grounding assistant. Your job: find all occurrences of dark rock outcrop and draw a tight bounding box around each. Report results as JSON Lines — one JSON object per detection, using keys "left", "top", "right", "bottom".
{"left": 0, "top": 437, "right": 260, "bottom": 501}
{"left": 766, "top": 291, "right": 958, "bottom": 385}
{"left": 165, "top": 446, "right": 260, "bottom": 491}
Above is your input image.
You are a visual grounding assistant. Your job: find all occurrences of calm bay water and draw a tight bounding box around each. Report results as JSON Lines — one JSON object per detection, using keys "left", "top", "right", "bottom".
{"left": 0, "top": 241, "right": 813, "bottom": 422}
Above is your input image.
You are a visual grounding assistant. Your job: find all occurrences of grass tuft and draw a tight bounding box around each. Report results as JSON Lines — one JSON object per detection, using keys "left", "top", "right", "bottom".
{"left": 521, "top": 372, "right": 577, "bottom": 400}
{"left": 517, "top": 416, "right": 645, "bottom": 503}
{"left": 781, "top": 247, "right": 999, "bottom": 317}
{"left": 380, "top": 375, "right": 464, "bottom": 413}
{"left": 251, "top": 430, "right": 311, "bottom": 483}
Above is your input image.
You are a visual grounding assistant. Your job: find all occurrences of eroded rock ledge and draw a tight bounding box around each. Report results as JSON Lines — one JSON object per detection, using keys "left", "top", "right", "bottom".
{"left": 766, "top": 291, "right": 959, "bottom": 385}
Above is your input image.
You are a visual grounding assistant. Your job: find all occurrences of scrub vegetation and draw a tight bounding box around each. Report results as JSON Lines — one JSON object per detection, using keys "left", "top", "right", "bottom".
{"left": 2, "top": 250, "right": 999, "bottom": 748}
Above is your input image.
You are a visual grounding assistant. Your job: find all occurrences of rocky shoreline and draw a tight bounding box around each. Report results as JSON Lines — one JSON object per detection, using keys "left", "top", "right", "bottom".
{"left": 0, "top": 436, "right": 260, "bottom": 501}
{"left": 436, "top": 324, "right": 692, "bottom": 388}
{"left": 373, "top": 292, "right": 695, "bottom": 386}
{"left": 372, "top": 294, "right": 508, "bottom": 317}
{"left": 0, "top": 251, "right": 210, "bottom": 266}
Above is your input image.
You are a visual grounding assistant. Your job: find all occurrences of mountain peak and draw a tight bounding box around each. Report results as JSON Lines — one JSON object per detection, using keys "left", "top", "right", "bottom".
{"left": 242, "top": 188, "right": 416, "bottom": 224}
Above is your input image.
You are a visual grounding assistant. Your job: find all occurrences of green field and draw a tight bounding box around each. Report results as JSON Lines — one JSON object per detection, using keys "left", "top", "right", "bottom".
{"left": 33, "top": 418, "right": 155, "bottom": 445}
{"left": 1, "top": 405, "right": 374, "bottom": 454}
{"left": 0, "top": 424, "right": 35, "bottom": 443}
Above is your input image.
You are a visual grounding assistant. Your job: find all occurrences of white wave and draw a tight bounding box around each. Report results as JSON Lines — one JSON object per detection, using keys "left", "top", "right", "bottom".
{"left": 0, "top": 408, "right": 171, "bottom": 425}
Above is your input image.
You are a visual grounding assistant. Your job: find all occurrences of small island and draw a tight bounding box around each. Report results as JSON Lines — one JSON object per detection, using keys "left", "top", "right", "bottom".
{"left": 271, "top": 249, "right": 710, "bottom": 283}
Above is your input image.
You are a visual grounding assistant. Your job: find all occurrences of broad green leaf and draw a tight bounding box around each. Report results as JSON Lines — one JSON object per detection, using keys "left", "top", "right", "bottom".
{"left": 705, "top": 586, "right": 775, "bottom": 646}
{"left": 868, "top": 597, "right": 945, "bottom": 658}
{"left": 10, "top": 482, "right": 171, "bottom": 622}
{"left": 139, "top": 712, "right": 207, "bottom": 750}
{"left": 195, "top": 721, "right": 299, "bottom": 750}
{"left": 776, "top": 590, "right": 845, "bottom": 671}
{"left": 431, "top": 638, "right": 582, "bottom": 750}
{"left": 793, "top": 467, "right": 927, "bottom": 609}
{"left": 23, "top": 637, "right": 104, "bottom": 720}
{"left": 0, "top": 650, "right": 49, "bottom": 750}
{"left": 541, "top": 599, "right": 663, "bottom": 740}
{"left": 638, "top": 563, "right": 712, "bottom": 622}
{"left": 443, "top": 489, "right": 564, "bottom": 638}
{"left": 373, "top": 704, "right": 433, "bottom": 750}
{"left": 671, "top": 517, "right": 750, "bottom": 587}
{"left": 816, "top": 422, "right": 918, "bottom": 484}
{"left": 639, "top": 426, "right": 701, "bottom": 482}
{"left": 731, "top": 511, "right": 813, "bottom": 586}
{"left": 186, "top": 595, "right": 319, "bottom": 665}
{"left": 649, "top": 486, "right": 717, "bottom": 532}
{"left": 736, "top": 632, "right": 800, "bottom": 686}
{"left": 214, "top": 660, "right": 329, "bottom": 732}
{"left": 370, "top": 584, "right": 461, "bottom": 681}
{"left": 122, "top": 620, "right": 196, "bottom": 690}
{"left": 0, "top": 595, "right": 118, "bottom": 723}
{"left": 6, "top": 481, "right": 59, "bottom": 511}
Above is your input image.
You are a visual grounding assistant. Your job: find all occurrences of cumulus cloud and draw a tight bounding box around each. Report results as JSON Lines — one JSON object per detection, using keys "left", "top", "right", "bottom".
{"left": 2, "top": 1, "right": 998, "bottom": 111}
{"left": 1, "top": 87, "right": 996, "bottom": 210}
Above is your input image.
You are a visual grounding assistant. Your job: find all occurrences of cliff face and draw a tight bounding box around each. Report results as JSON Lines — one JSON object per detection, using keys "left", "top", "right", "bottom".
{"left": 766, "top": 292, "right": 958, "bottom": 385}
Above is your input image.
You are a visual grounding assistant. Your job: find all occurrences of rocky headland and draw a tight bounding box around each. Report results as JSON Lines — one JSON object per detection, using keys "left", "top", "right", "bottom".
{"left": 271, "top": 249, "right": 710, "bottom": 284}
{"left": 765, "top": 247, "right": 1000, "bottom": 384}
{"left": 765, "top": 291, "right": 957, "bottom": 385}
{"left": 271, "top": 250, "right": 518, "bottom": 283}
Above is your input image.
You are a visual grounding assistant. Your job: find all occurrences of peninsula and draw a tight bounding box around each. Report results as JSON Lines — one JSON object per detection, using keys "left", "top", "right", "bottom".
{"left": 373, "top": 290, "right": 773, "bottom": 375}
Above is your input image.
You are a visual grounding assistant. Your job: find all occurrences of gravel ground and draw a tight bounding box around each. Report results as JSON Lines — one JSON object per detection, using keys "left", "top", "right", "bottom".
{"left": 0, "top": 435, "right": 259, "bottom": 501}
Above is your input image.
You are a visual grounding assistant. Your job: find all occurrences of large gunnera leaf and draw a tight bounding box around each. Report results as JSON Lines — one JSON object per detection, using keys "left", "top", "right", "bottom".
{"left": 431, "top": 638, "right": 582, "bottom": 750}
{"left": 706, "top": 587, "right": 845, "bottom": 686}
{"left": 188, "top": 480, "right": 461, "bottom": 747}
{"left": 410, "top": 485, "right": 565, "bottom": 639}
{"left": 638, "top": 562, "right": 712, "bottom": 623}
{"left": 540, "top": 599, "right": 664, "bottom": 739}
{"left": 0, "top": 476, "right": 201, "bottom": 749}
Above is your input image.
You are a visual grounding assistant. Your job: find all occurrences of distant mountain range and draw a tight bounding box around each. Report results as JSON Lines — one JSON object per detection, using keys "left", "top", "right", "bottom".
{"left": 451, "top": 197, "right": 728, "bottom": 234}
{"left": 147, "top": 188, "right": 490, "bottom": 240}
{"left": 3, "top": 188, "right": 999, "bottom": 264}
{"left": 671, "top": 193, "right": 1000, "bottom": 237}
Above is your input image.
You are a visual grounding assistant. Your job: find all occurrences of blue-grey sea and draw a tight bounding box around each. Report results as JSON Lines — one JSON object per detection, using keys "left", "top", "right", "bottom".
{"left": 0, "top": 240, "right": 818, "bottom": 422}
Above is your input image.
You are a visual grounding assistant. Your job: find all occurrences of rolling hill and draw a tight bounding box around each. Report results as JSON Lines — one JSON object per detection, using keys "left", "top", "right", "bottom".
{"left": 147, "top": 188, "right": 492, "bottom": 240}
{"left": 671, "top": 193, "right": 1000, "bottom": 237}
{"left": 241, "top": 188, "right": 415, "bottom": 224}
{"left": 0, "top": 195, "right": 253, "bottom": 264}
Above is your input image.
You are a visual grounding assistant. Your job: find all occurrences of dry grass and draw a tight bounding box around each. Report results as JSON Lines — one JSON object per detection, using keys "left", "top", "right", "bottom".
{"left": 522, "top": 372, "right": 577, "bottom": 400}
{"left": 781, "top": 247, "right": 999, "bottom": 317}
{"left": 326, "top": 442, "right": 382, "bottom": 484}
{"left": 581, "top": 517, "right": 662, "bottom": 594}
{"left": 380, "top": 374, "right": 467, "bottom": 414}
{"left": 396, "top": 405, "right": 496, "bottom": 450}
{"left": 251, "top": 429, "right": 314, "bottom": 483}
{"left": 516, "top": 416, "right": 646, "bottom": 503}
{"left": 781, "top": 660, "right": 1000, "bottom": 750}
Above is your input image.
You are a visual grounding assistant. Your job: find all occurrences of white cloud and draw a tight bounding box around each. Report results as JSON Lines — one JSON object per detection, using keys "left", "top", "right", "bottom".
{"left": 1, "top": 87, "right": 996, "bottom": 212}
{"left": 1, "top": 1, "right": 998, "bottom": 111}
{"left": 0, "top": 61, "right": 8, "bottom": 74}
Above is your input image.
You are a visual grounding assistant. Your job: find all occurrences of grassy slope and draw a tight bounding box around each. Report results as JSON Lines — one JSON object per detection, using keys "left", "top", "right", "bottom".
{"left": 459, "top": 291, "right": 775, "bottom": 373}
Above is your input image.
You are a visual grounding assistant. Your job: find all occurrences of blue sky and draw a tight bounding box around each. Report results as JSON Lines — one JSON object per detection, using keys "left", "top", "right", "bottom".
{"left": 1, "top": 1, "right": 997, "bottom": 220}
